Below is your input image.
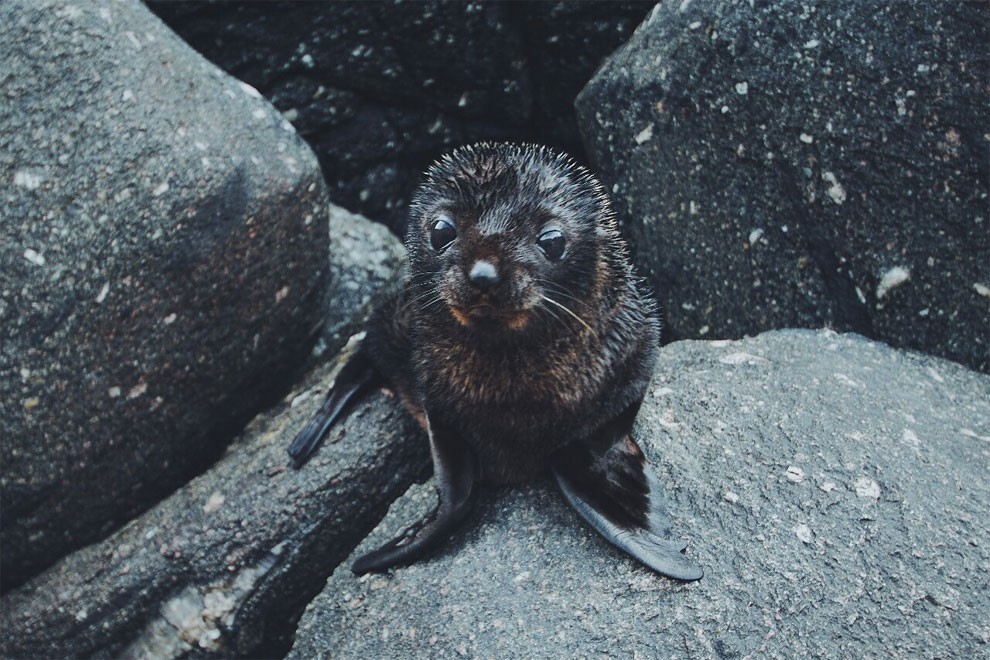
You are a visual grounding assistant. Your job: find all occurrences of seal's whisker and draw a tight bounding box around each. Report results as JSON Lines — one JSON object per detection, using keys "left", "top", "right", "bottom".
{"left": 540, "top": 294, "right": 596, "bottom": 337}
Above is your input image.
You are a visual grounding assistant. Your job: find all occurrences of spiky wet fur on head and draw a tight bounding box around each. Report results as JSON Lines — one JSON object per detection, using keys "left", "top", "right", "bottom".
{"left": 405, "top": 142, "right": 634, "bottom": 340}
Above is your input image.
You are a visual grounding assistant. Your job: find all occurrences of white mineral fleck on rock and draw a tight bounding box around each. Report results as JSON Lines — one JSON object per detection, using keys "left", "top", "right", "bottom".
{"left": 128, "top": 382, "right": 147, "bottom": 399}
{"left": 803, "top": 39, "right": 820, "bottom": 49}
{"left": 818, "top": 481, "right": 838, "bottom": 493}
{"left": 151, "top": 182, "right": 169, "bottom": 196}
{"left": 634, "top": 124, "right": 654, "bottom": 144}
{"left": 748, "top": 228, "right": 764, "bottom": 245}
{"left": 122, "top": 89, "right": 134, "bottom": 102}
{"left": 786, "top": 466, "right": 805, "bottom": 483}
{"left": 876, "top": 266, "right": 911, "bottom": 299}
{"left": 794, "top": 524, "right": 813, "bottom": 544}
{"left": 735, "top": 81, "right": 748, "bottom": 95}
{"left": 723, "top": 491, "right": 740, "bottom": 504}
{"left": 203, "top": 491, "right": 225, "bottom": 513}
{"left": 822, "top": 171, "right": 847, "bottom": 204}
{"left": 854, "top": 476, "right": 881, "bottom": 499}
{"left": 163, "top": 312, "right": 177, "bottom": 325}
{"left": 238, "top": 81, "right": 262, "bottom": 99}
{"left": 720, "top": 352, "right": 768, "bottom": 366}
{"left": 108, "top": 386, "right": 122, "bottom": 398}
{"left": 14, "top": 170, "right": 43, "bottom": 190}
{"left": 252, "top": 108, "right": 266, "bottom": 120}
{"left": 23, "top": 248, "right": 45, "bottom": 266}
{"left": 974, "top": 283, "right": 990, "bottom": 297}
{"left": 833, "top": 373, "right": 865, "bottom": 389}
{"left": 799, "top": 133, "right": 814, "bottom": 143}
{"left": 96, "top": 281, "right": 110, "bottom": 303}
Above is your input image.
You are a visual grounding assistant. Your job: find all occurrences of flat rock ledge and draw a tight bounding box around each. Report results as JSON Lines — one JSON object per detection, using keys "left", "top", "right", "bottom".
{"left": 290, "top": 329, "right": 990, "bottom": 658}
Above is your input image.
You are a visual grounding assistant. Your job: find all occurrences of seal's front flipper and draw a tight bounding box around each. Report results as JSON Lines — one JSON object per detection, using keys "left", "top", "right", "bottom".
{"left": 352, "top": 417, "right": 476, "bottom": 574}
{"left": 551, "top": 402, "right": 703, "bottom": 581}
{"left": 288, "top": 346, "right": 380, "bottom": 469}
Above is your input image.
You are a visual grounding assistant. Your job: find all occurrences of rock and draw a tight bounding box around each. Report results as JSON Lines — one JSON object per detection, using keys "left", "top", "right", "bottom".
{"left": 148, "top": 0, "right": 654, "bottom": 234}
{"left": 0, "top": 0, "right": 329, "bottom": 588}
{"left": 576, "top": 0, "right": 990, "bottom": 372}
{"left": 310, "top": 206, "right": 406, "bottom": 367}
{"left": 0, "top": 338, "right": 431, "bottom": 659}
{"left": 288, "top": 329, "right": 990, "bottom": 657}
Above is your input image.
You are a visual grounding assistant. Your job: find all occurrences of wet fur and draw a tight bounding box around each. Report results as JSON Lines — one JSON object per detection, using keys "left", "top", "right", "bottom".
{"left": 290, "top": 143, "right": 701, "bottom": 580}
{"left": 367, "top": 143, "right": 659, "bottom": 483}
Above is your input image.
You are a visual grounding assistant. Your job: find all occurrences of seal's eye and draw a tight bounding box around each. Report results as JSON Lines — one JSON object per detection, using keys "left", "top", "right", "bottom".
{"left": 537, "top": 229, "right": 566, "bottom": 261}
{"left": 430, "top": 218, "right": 457, "bottom": 252}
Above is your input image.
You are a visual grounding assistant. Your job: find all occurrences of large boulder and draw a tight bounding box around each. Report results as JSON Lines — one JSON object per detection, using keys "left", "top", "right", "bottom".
{"left": 148, "top": 0, "right": 654, "bottom": 234}
{"left": 289, "top": 330, "right": 990, "bottom": 657}
{"left": 577, "top": 0, "right": 990, "bottom": 371}
{"left": 0, "top": 208, "right": 422, "bottom": 659}
{"left": 0, "top": 0, "right": 329, "bottom": 588}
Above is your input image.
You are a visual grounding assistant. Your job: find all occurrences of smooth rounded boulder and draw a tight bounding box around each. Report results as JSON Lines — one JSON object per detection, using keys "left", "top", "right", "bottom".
{"left": 1, "top": 0, "right": 330, "bottom": 588}
{"left": 577, "top": 0, "right": 989, "bottom": 371}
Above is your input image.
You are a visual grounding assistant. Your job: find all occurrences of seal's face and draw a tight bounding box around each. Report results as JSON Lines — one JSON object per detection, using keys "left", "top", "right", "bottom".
{"left": 406, "top": 143, "right": 618, "bottom": 336}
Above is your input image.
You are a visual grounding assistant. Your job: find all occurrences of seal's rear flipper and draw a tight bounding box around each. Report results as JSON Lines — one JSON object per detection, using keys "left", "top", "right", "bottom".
{"left": 352, "top": 417, "right": 476, "bottom": 574}
{"left": 551, "top": 402, "right": 703, "bottom": 581}
{"left": 288, "top": 346, "right": 380, "bottom": 468}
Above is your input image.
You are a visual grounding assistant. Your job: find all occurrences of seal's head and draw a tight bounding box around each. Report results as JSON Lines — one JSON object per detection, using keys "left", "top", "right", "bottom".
{"left": 406, "top": 143, "right": 626, "bottom": 336}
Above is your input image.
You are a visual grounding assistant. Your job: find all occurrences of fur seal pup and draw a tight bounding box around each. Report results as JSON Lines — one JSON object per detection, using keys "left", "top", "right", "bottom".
{"left": 289, "top": 143, "right": 702, "bottom": 581}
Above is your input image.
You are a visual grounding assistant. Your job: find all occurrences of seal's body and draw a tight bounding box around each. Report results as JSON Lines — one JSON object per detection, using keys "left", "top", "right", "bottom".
{"left": 290, "top": 143, "right": 702, "bottom": 580}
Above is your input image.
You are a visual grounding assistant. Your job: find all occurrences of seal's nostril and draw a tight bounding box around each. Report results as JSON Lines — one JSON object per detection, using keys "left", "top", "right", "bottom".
{"left": 467, "top": 260, "right": 499, "bottom": 291}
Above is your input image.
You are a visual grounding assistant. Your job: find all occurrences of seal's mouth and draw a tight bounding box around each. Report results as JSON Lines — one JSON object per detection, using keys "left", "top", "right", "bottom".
{"left": 449, "top": 303, "right": 530, "bottom": 331}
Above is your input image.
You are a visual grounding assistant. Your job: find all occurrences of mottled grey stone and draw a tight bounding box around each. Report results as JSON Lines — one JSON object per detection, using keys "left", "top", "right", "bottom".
{"left": 0, "top": 0, "right": 329, "bottom": 587}
{"left": 0, "top": 340, "right": 430, "bottom": 659}
{"left": 148, "top": 0, "right": 655, "bottom": 234}
{"left": 289, "top": 329, "right": 990, "bottom": 658}
{"left": 311, "top": 205, "right": 406, "bottom": 365}
{"left": 577, "top": 0, "right": 990, "bottom": 372}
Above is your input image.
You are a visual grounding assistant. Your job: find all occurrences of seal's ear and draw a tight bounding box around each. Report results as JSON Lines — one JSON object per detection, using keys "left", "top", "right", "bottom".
{"left": 551, "top": 399, "right": 703, "bottom": 581}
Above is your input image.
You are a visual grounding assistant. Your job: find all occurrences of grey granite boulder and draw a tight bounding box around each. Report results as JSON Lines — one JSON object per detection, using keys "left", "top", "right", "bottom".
{"left": 289, "top": 329, "right": 990, "bottom": 657}
{"left": 1, "top": 0, "right": 329, "bottom": 588}
{"left": 0, "top": 206, "right": 413, "bottom": 659}
{"left": 577, "top": 0, "right": 990, "bottom": 372}
{"left": 0, "top": 354, "right": 429, "bottom": 659}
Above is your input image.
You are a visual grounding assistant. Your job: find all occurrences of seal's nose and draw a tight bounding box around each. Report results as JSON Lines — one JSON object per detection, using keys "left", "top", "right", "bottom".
{"left": 467, "top": 260, "right": 499, "bottom": 291}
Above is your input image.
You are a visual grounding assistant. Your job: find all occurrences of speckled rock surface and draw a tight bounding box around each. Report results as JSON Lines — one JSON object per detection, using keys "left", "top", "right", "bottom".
{"left": 148, "top": 0, "right": 654, "bottom": 234}
{"left": 310, "top": 205, "right": 406, "bottom": 366}
{"left": 577, "top": 0, "right": 990, "bottom": 372}
{"left": 0, "top": 342, "right": 430, "bottom": 659}
{"left": 0, "top": 0, "right": 329, "bottom": 588}
{"left": 289, "top": 329, "right": 990, "bottom": 658}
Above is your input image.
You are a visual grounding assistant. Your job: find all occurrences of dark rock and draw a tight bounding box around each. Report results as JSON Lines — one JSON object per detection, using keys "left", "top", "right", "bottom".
{"left": 0, "top": 339, "right": 430, "bottom": 659}
{"left": 0, "top": 0, "right": 329, "bottom": 588}
{"left": 577, "top": 0, "right": 990, "bottom": 371}
{"left": 148, "top": 0, "right": 655, "bottom": 234}
{"left": 310, "top": 205, "right": 406, "bottom": 367}
{"left": 288, "top": 329, "right": 990, "bottom": 657}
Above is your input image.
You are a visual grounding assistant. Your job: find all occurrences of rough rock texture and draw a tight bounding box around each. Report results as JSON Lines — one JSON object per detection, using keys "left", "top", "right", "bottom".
{"left": 148, "top": 0, "right": 654, "bottom": 234}
{"left": 576, "top": 0, "right": 990, "bottom": 372}
{"left": 0, "top": 358, "right": 430, "bottom": 659}
{"left": 289, "top": 330, "right": 990, "bottom": 658}
{"left": 0, "top": 0, "right": 329, "bottom": 588}
{"left": 310, "top": 205, "right": 406, "bottom": 369}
